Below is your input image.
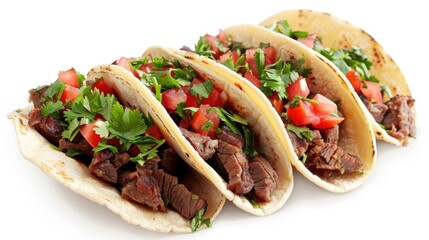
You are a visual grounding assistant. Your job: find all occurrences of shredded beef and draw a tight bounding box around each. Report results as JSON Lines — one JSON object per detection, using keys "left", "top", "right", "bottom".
{"left": 249, "top": 156, "right": 278, "bottom": 202}
{"left": 122, "top": 167, "right": 166, "bottom": 211}
{"left": 28, "top": 87, "right": 48, "bottom": 108}
{"left": 214, "top": 140, "right": 253, "bottom": 195}
{"left": 89, "top": 150, "right": 130, "bottom": 183}
{"left": 180, "top": 127, "right": 218, "bottom": 160}
{"left": 305, "top": 140, "right": 363, "bottom": 175}
{"left": 179, "top": 46, "right": 194, "bottom": 52}
{"left": 287, "top": 129, "right": 321, "bottom": 158}
{"left": 159, "top": 148, "right": 182, "bottom": 176}
{"left": 216, "top": 126, "right": 244, "bottom": 149}
{"left": 321, "top": 125, "right": 339, "bottom": 145}
{"left": 144, "top": 156, "right": 160, "bottom": 170}
{"left": 58, "top": 133, "right": 92, "bottom": 155}
{"left": 382, "top": 95, "right": 416, "bottom": 141}
{"left": 152, "top": 169, "right": 206, "bottom": 219}
{"left": 362, "top": 96, "right": 388, "bottom": 123}
{"left": 28, "top": 108, "right": 63, "bottom": 145}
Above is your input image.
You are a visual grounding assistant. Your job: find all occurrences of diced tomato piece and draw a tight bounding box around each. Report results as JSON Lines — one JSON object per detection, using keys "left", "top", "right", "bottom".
{"left": 146, "top": 124, "right": 162, "bottom": 140}
{"left": 129, "top": 144, "right": 141, "bottom": 157}
{"left": 244, "top": 72, "right": 262, "bottom": 88}
{"left": 192, "top": 78, "right": 204, "bottom": 85}
{"left": 162, "top": 88, "right": 187, "bottom": 111}
{"left": 345, "top": 69, "right": 362, "bottom": 93}
{"left": 106, "top": 138, "right": 120, "bottom": 147}
{"left": 205, "top": 34, "right": 222, "bottom": 59}
{"left": 60, "top": 86, "right": 80, "bottom": 103}
{"left": 287, "top": 100, "right": 320, "bottom": 126}
{"left": 115, "top": 57, "right": 139, "bottom": 78}
{"left": 80, "top": 119, "right": 104, "bottom": 148}
{"left": 202, "top": 86, "right": 227, "bottom": 108}
{"left": 138, "top": 63, "right": 154, "bottom": 73}
{"left": 217, "top": 30, "right": 227, "bottom": 42}
{"left": 219, "top": 50, "right": 240, "bottom": 64}
{"left": 58, "top": 68, "right": 79, "bottom": 88}
{"left": 286, "top": 77, "right": 310, "bottom": 100}
{"left": 361, "top": 81, "right": 383, "bottom": 103}
{"left": 263, "top": 46, "right": 277, "bottom": 65}
{"left": 183, "top": 86, "right": 200, "bottom": 107}
{"left": 269, "top": 92, "right": 284, "bottom": 115}
{"left": 179, "top": 118, "right": 190, "bottom": 129}
{"left": 91, "top": 79, "right": 115, "bottom": 95}
{"left": 312, "top": 116, "right": 344, "bottom": 130}
{"left": 245, "top": 48, "right": 259, "bottom": 77}
{"left": 190, "top": 104, "right": 219, "bottom": 138}
{"left": 311, "top": 94, "right": 337, "bottom": 117}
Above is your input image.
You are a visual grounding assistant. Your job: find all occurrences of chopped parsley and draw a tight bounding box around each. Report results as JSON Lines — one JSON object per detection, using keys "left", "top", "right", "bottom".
{"left": 301, "top": 153, "right": 308, "bottom": 164}
{"left": 245, "top": 193, "right": 260, "bottom": 208}
{"left": 40, "top": 101, "right": 64, "bottom": 119}
{"left": 200, "top": 120, "right": 213, "bottom": 131}
{"left": 265, "top": 20, "right": 309, "bottom": 39}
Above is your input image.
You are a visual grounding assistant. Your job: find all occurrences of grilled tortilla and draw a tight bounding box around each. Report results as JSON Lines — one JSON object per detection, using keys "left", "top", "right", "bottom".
{"left": 9, "top": 69, "right": 225, "bottom": 233}
{"left": 260, "top": 9, "right": 416, "bottom": 146}
{"left": 87, "top": 46, "right": 294, "bottom": 216}
{"left": 183, "top": 24, "right": 376, "bottom": 192}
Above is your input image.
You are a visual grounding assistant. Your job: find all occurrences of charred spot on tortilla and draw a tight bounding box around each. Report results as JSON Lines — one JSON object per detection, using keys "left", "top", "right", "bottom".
{"left": 185, "top": 55, "right": 195, "bottom": 60}
{"left": 234, "top": 83, "right": 243, "bottom": 91}
{"left": 201, "top": 59, "right": 209, "bottom": 65}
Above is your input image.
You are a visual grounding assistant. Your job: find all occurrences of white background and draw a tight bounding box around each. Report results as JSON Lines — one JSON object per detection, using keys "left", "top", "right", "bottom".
{"left": 1, "top": 1, "right": 428, "bottom": 239}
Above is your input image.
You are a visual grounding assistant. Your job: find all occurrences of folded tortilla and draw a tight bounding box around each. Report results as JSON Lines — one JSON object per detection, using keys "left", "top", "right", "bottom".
{"left": 87, "top": 47, "right": 294, "bottom": 216}
{"left": 260, "top": 9, "right": 416, "bottom": 146}
{"left": 175, "top": 24, "right": 377, "bottom": 193}
{"left": 9, "top": 69, "right": 226, "bottom": 233}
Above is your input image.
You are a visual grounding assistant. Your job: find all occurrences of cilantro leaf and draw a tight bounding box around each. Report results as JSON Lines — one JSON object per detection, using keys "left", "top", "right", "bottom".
{"left": 108, "top": 102, "right": 148, "bottom": 145}
{"left": 286, "top": 124, "right": 314, "bottom": 141}
{"left": 61, "top": 118, "right": 80, "bottom": 141}
{"left": 93, "top": 141, "right": 118, "bottom": 153}
{"left": 152, "top": 57, "right": 172, "bottom": 70}
{"left": 212, "top": 107, "right": 248, "bottom": 136}
{"left": 40, "top": 101, "right": 64, "bottom": 117}
{"left": 242, "top": 124, "right": 257, "bottom": 157}
{"left": 254, "top": 49, "right": 265, "bottom": 78}
{"left": 200, "top": 120, "right": 213, "bottom": 131}
{"left": 135, "top": 136, "right": 165, "bottom": 160}
{"left": 130, "top": 58, "right": 149, "bottom": 71}
{"left": 43, "top": 79, "right": 65, "bottom": 102}
{"left": 190, "top": 208, "right": 210, "bottom": 232}
{"left": 195, "top": 36, "right": 214, "bottom": 59}
{"left": 130, "top": 153, "right": 146, "bottom": 166}
{"left": 189, "top": 81, "right": 213, "bottom": 99}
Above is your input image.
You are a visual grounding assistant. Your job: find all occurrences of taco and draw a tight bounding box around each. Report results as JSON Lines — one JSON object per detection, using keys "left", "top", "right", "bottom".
{"left": 259, "top": 9, "right": 416, "bottom": 146}
{"left": 9, "top": 68, "right": 225, "bottom": 233}
{"left": 186, "top": 24, "right": 376, "bottom": 192}
{"left": 88, "top": 46, "right": 294, "bottom": 216}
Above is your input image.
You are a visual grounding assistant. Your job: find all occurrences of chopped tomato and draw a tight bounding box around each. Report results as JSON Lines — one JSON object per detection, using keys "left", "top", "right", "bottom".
{"left": 80, "top": 119, "right": 104, "bottom": 148}
{"left": 245, "top": 48, "right": 259, "bottom": 77}
{"left": 106, "top": 138, "right": 120, "bottom": 147}
{"left": 219, "top": 50, "right": 239, "bottom": 64}
{"left": 162, "top": 88, "right": 187, "bottom": 111}
{"left": 287, "top": 100, "right": 320, "bottom": 126}
{"left": 205, "top": 34, "right": 222, "bottom": 59}
{"left": 345, "top": 69, "right": 362, "bottom": 93}
{"left": 202, "top": 86, "right": 227, "bottom": 108}
{"left": 312, "top": 116, "right": 344, "bottom": 130}
{"left": 60, "top": 86, "right": 80, "bottom": 103}
{"left": 115, "top": 57, "right": 139, "bottom": 78}
{"left": 263, "top": 46, "right": 277, "bottom": 65}
{"left": 182, "top": 86, "right": 199, "bottom": 107}
{"left": 191, "top": 78, "right": 204, "bottom": 85}
{"left": 190, "top": 104, "right": 219, "bottom": 138}
{"left": 269, "top": 92, "right": 284, "bottom": 115}
{"left": 58, "top": 68, "right": 79, "bottom": 88}
{"left": 217, "top": 30, "right": 227, "bottom": 43}
{"left": 146, "top": 124, "right": 162, "bottom": 140}
{"left": 286, "top": 77, "right": 310, "bottom": 100}
{"left": 244, "top": 72, "right": 262, "bottom": 88}
{"left": 129, "top": 144, "right": 141, "bottom": 157}
{"left": 138, "top": 63, "right": 154, "bottom": 73}
{"left": 91, "top": 79, "right": 115, "bottom": 95}
{"left": 311, "top": 94, "right": 337, "bottom": 116}
{"left": 179, "top": 118, "right": 190, "bottom": 129}
{"left": 361, "top": 81, "right": 383, "bottom": 103}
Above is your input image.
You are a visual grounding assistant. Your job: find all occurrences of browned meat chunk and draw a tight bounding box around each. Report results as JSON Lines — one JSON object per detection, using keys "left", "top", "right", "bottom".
{"left": 28, "top": 108, "right": 63, "bottom": 145}
{"left": 180, "top": 127, "right": 218, "bottom": 160}
{"left": 249, "top": 156, "right": 278, "bottom": 202}
{"left": 382, "top": 95, "right": 416, "bottom": 141}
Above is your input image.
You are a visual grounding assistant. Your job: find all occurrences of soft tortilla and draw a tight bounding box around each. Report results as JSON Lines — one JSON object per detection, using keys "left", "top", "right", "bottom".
{"left": 88, "top": 47, "right": 294, "bottom": 216}
{"left": 9, "top": 72, "right": 226, "bottom": 233}
{"left": 178, "top": 24, "right": 376, "bottom": 193}
{"left": 260, "top": 9, "right": 415, "bottom": 146}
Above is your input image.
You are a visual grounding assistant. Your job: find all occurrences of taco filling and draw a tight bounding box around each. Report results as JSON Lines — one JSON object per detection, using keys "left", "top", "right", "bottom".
{"left": 27, "top": 68, "right": 210, "bottom": 231}
{"left": 188, "top": 31, "right": 364, "bottom": 177}
{"left": 265, "top": 20, "right": 416, "bottom": 142}
{"left": 114, "top": 57, "right": 278, "bottom": 205}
